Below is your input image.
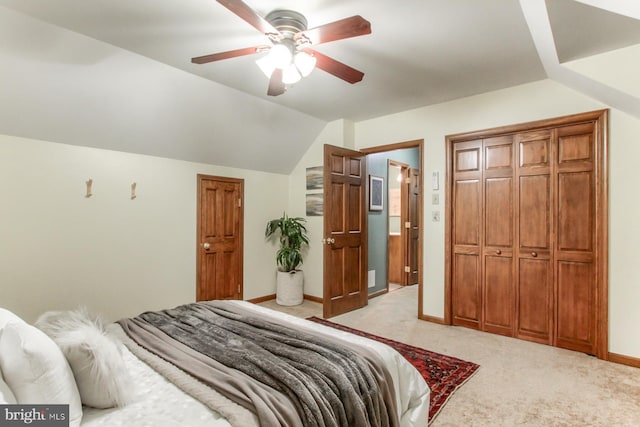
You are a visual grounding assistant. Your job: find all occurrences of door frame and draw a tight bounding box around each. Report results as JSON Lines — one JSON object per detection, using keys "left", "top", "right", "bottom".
{"left": 360, "top": 139, "right": 425, "bottom": 318}
{"left": 196, "top": 174, "right": 244, "bottom": 301}
{"left": 444, "top": 109, "right": 609, "bottom": 359}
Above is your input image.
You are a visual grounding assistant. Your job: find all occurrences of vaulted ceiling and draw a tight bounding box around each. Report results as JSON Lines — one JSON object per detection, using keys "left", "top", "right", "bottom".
{"left": 0, "top": 0, "right": 638, "bottom": 173}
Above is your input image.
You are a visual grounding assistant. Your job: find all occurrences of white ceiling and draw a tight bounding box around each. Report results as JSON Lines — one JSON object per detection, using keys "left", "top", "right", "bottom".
{"left": 4, "top": 0, "right": 638, "bottom": 122}
{"left": 0, "top": 0, "right": 638, "bottom": 173}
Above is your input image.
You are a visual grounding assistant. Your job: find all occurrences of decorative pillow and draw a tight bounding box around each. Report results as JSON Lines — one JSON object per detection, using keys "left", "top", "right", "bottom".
{"left": 0, "top": 321, "right": 82, "bottom": 427}
{"left": 36, "top": 308, "right": 132, "bottom": 409}
{"left": 0, "top": 307, "right": 25, "bottom": 330}
{"left": 0, "top": 372, "right": 17, "bottom": 404}
{"left": 0, "top": 308, "right": 25, "bottom": 404}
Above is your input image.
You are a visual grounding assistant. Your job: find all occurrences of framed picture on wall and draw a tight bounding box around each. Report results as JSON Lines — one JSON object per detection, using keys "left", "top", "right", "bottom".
{"left": 369, "top": 175, "right": 384, "bottom": 211}
{"left": 306, "top": 166, "right": 323, "bottom": 190}
{"left": 306, "top": 193, "right": 323, "bottom": 216}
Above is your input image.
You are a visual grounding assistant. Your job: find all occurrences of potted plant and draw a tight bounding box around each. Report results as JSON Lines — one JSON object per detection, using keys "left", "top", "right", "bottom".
{"left": 265, "top": 212, "right": 309, "bottom": 306}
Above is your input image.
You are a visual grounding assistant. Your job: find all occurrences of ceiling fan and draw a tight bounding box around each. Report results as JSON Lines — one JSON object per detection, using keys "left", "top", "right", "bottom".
{"left": 191, "top": 0, "right": 371, "bottom": 96}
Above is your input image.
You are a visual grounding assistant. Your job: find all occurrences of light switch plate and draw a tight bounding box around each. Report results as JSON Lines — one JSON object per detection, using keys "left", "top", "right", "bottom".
{"left": 432, "top": 193, "right": 439, "bottom": 205}
{"left": 432, "top": 211, "right": 440, "bottom": 222}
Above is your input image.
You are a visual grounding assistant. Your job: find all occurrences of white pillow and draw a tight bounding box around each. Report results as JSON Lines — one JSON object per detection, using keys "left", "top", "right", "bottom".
{"left": 0, "top": 372, "right": 17, "bottom": 404}
{"left": 37, "top": 308, "right": 132, "bottom": 409}
{"left": 0, "top": 321, "right": 82, "bottom": 427}
{"left": 0, "top": 307, "right": 25, "bottom": 330}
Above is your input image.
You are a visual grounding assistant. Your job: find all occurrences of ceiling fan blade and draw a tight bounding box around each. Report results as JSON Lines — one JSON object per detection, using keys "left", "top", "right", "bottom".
{"left": 306, "top": 49, "right": 364, "bottom": 84}
{"left": 216, "top": 0, "right": 279, "bottom": 36}
{"left": 267, "top": 69, "right": 286, "bottom": 96}
{"left": 296, "top": 15, "right": 371, "bottom": 45}
{"left": 191, "top": 46, "right": 269, "bottom": 64}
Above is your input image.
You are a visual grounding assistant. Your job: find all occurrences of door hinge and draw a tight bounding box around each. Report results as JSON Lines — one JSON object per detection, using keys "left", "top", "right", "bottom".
{"left": 238, "top": 198, "right": 242, "bottom": 208}
{"left": 405, "top": 222, "right": 411, "bottom": 229}
{"left": 237, "top": 284, "right": 241, "bottom": 294}
{"left": 404, "top": 266, "right": 411, "bottom": 273}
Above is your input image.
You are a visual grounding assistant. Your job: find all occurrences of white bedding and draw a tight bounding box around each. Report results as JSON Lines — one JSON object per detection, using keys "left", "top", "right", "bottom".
{"left": 81, "top": 344, "right": 231, "bottom": 427}
{"left": 82, "top": 301, "right": 430, "bottom": 427}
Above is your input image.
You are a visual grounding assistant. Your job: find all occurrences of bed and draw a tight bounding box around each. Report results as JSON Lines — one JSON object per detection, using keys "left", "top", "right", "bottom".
{"left": 0, "top": 301, "right": 430, "bottom": 427}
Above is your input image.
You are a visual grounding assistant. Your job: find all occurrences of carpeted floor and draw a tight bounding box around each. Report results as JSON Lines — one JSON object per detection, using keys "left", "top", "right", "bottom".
{"left": 259, "top": 285, "right": 640, "bottom": 426}
{"left": 307, "top": 316, "right": 479, "bottom": 424}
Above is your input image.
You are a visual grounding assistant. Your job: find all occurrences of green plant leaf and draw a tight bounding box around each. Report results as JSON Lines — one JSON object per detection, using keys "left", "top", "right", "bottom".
{"left": 265, "top": 212, "right": 309, "bottom": 272}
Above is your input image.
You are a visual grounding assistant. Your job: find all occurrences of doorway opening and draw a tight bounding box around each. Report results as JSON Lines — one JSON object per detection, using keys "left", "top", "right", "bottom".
{"left": 361, "top": 140, "right": 424, "bottom": 313}
{"left": 322, "top": 140, "right": 424, "bottom": 318}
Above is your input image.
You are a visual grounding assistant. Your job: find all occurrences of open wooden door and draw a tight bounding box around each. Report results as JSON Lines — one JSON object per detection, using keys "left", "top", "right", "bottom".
{"left": 323, "top": 144, "right": 368, "bottom": 318}
{"left": 405, "top": 167, "right": 420, "bottom": 285}
{"left": 196, "top": 175, "right": 244, "bottom": 302}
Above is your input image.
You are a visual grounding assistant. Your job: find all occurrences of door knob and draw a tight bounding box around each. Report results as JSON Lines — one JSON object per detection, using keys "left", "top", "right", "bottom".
{"left": 495, "top": 249, "right": 502, "bottom": 255}
{"left": 531, "top": 251, "right": 537, "bottom": 257}
{"left": 325, "top": 238, "right": 335, "bottom": 244}
{"left": 203, "top": 242, "right": 210, "bottom": 250}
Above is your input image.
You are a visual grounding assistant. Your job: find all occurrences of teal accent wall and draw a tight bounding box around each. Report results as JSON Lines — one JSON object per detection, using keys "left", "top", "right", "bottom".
{"left": 367, "top": 148, "right": 419, "bottom": 295}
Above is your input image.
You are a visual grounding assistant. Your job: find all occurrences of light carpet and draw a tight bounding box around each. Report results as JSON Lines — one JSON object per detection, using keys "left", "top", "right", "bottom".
{"left": 259, "top": 285, "right": 640, "bottom": 426}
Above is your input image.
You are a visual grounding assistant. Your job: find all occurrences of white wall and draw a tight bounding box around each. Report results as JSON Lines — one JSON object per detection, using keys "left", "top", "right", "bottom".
{"left": 286, "top": 120, "right": 352, "bottom": 298}
{"left": 0, "top": 135, "right": 288, "bottom": 323}
{"left": 349, "top": 79, "right": 640, "bottom": 358}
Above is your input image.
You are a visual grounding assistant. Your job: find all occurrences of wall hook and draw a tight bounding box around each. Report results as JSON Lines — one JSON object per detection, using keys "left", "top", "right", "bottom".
{"left": 131, "top": 182, "right": 137, "bottom": 200}
{"left": 85, "top": 179, "right": 93, "bottom": 198}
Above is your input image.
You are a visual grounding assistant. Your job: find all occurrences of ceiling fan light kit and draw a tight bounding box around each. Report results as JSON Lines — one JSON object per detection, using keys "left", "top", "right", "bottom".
{"left": 294, "top": 52, "right": 316, "bottom": 77}
{"left": 266, "top": 42, "right": 293, "bottom": 69}
{"left": 192, "top": 0, "right": 371, "bottom": 96}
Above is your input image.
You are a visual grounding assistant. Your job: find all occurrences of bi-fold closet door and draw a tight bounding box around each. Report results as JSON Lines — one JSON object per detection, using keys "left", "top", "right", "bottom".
{"left": 451, "top": 118, "right": 599, "bottom": 355}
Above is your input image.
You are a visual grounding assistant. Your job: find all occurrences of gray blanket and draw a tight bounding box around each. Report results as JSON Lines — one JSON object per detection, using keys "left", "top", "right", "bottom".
{"left": 118, "top": 301, "right": 398, "bottom": 427}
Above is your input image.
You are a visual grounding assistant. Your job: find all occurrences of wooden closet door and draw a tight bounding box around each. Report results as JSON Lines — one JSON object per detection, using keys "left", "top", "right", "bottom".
{"left": 451, "top": 140, "right": 483, "bottom": 329}
{"left": 515, "top": 131, "right": 554, "bottom": 345}
{"left": 554, "top": 123, "right": 596, "bottom": 354}
{"left": 482, "top": 136, "right": 515, "bottom": 337}
{"left": 446, "top": 110, "right": 607, "bottom": 359}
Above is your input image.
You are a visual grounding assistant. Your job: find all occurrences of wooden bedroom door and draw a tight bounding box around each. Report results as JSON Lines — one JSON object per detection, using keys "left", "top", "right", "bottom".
{"left": 196, "top": 175, "right": 244, "bottom": 302}
{"left": 323, "top": 144, "right": 368, "bottom": 318}
{"left": 406, "top": 167, "right": 420, "bottom": 285}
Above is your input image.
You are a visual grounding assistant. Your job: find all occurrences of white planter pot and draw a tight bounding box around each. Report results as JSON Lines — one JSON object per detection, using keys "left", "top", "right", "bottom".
{"left": 276, "top": 270, "right": 304, "bottom": 306}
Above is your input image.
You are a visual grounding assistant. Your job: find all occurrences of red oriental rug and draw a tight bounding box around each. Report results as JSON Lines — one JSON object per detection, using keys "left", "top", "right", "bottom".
{"left": 307, "top": 317, "right": 480, "bottom": 425}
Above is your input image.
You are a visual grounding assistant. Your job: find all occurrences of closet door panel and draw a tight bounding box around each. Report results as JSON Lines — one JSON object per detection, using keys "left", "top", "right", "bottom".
{"left": 485, "top": 142, "right": 512, "bottom": 170}
{"left": 558, "top": 126, "right": 593, "bottom": 165}
{"left": 556, "top": 261, "right": 593, "bottom": 353}
{"left": 482, "top": 136, "right": 515, "bottom": 335}
{"left": 485, "top": 178, "right": 513, "bottom": 248}
{"left": 483, "top": 175, "right": 514, "bottom": 336}
{"left": 558, "top": 172, "right": 593, "bottom": 252}
{"left": 452, "top": 140, "right": 483, "bottom": 329}
{"left": 519, "top": 175, "right": 551, "bottom": 250}
{"left": 555, "top": 122, "right": 596, "bottom": 354}
{"left": 453, "top": 253, "right": 481, "bottom": 328}
{"left": 454, "top": 180, "right": 481, "bottom": 246}
{"left": 517, "top": 258, "right": 552, "bottom": 343}
{"left": 455, "top": 147, "right": 481, "bottom": 172}
{"left": 520, "top": 137, "right": 549, "bottom": 168}
{"left": 516, "top": 130, "right": 552, "bottom": 345}
{"left": 484, "top": 254, "right": 513, "bottom": 336}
